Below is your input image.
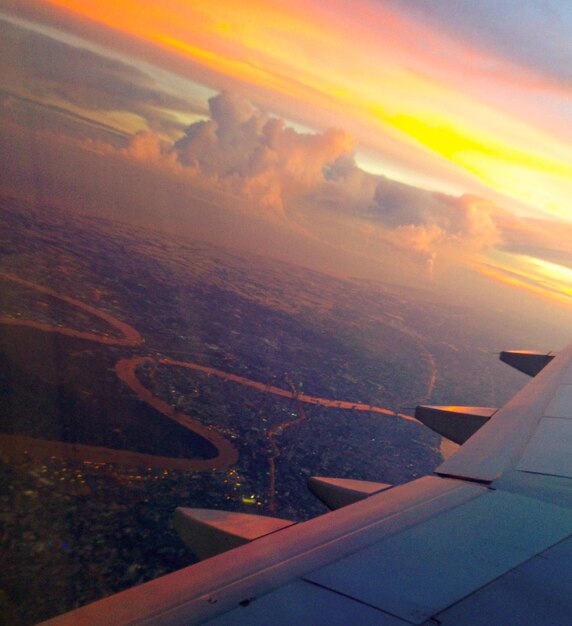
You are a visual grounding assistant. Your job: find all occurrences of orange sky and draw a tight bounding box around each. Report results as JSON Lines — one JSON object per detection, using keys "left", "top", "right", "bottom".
{"left": 476, "top": 255, "right": 572, "bottom": 312}
{"left": 30, "top": 0, "right": 572, "bottom": 221}
{"left": 3, "top": 0, "right": 572, "bottom": 323}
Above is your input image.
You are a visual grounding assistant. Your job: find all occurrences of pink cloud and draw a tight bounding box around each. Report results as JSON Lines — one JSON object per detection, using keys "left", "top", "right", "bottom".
{"left": 174, "top": 92, "right": 355, "bottom": 213}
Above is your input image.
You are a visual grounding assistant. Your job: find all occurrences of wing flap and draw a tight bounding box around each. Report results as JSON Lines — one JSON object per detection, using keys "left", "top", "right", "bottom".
{"left": 414, "top": 405, "right": 496, "bottom": 444}
{"left": 202, "top": 581, "right": 408, "bottom": 626}
{"left": 516, "top": 417, "right": 572, "bottom": 479}
{"left": 437, "top": 343, "right": 572, "bottom": 483}
{"left": 40, "top": 477, "right": 481, "bottom": 626}
{"left": 500, "top": 350, "right": 554, "bottom": 377}
{"left": 173, "top": 508, "right": 295, "bottom": 560}
{"left": 308, "top": 476, "right": 392, "bottom": 510}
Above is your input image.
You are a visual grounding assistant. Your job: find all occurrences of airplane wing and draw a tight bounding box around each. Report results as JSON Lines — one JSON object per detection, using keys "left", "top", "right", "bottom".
{"left": 41, "top": 344, "right": 572, "bottom": 626}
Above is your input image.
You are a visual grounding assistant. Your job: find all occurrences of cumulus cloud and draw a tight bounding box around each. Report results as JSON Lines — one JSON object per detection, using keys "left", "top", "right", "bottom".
{"left": 5, "top": 67, "right": 512, "bottom": 269}
{"left": 123, "top": 131, "right": 182, "bottom": 168}
{"left": 370, "top": 182, "right": 499, "bottom": 244}
{"left": 99, "top": 90, "right": 506, "bottom": 267}
{"left": 363, "top": 181, "right": 501, "bottom": 267}
{"left": 173, "top": 92, "right": 355, "bottom": 214}
{"left": 307, "top": 156, "right": 503, "bottom": 268}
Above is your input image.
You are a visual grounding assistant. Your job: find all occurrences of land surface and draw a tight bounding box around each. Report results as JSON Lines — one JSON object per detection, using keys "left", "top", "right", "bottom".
{"left": 0, "top": 195, "right": 528, "bottom": 625}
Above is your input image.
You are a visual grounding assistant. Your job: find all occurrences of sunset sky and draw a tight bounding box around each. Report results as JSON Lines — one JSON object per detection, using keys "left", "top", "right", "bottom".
{"left": 2, "top": 0, "right": 572, "bottom": 337}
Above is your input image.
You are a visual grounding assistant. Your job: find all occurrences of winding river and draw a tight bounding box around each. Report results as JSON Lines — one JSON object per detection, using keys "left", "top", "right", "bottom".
{"left": 0, "top": 272, "right": 419, "bottom": 476}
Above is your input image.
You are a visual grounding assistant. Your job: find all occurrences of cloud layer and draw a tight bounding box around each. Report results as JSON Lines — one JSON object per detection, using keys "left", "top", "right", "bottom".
{"left": 3, "top": 3, "right": 572, "bottom": 320}
{"left": 19, "top": 0, "right": 572, "bottom": 221}
{"left": 0, "top": 16, "right": 199, "bottom": 136}
{"left": 126, "top": 91, "right": 572, "bottom": 279}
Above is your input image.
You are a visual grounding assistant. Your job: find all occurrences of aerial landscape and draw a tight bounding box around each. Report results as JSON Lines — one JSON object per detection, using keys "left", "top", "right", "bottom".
{"left": 0, "top": 194, "right": 547, "bottom": 624}
{"left": 2, "top": 1, "right": 572, "bottom": 624}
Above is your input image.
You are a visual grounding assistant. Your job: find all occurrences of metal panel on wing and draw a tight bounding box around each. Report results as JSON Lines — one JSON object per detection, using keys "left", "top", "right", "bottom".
{"left": 203, "top": 581, "right": 408, "bottom": 626}
{"left": 517, "top": 417, "right": 572, "bottom": 479}
{"left": 305, "top": 490, "right": 572, "bottom": 624}
{"left": 435, "top": 534, "right": 572, "bottom": 625}
{"left": 543, "top": 384, "right": 572, "bottom": 419}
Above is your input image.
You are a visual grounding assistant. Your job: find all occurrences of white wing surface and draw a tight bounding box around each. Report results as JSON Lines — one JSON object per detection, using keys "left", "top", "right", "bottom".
{"left": 41, "top": 344, "right": 572, "bottom": 626}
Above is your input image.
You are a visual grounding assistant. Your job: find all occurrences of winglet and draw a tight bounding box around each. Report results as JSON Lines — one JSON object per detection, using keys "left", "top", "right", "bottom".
{"left": 308, "top": 476, "right": 392, "bottom": 510}
{"left": 500, "top": 350, "right": 554, "bottom": 377}
{"left": 415, "top": 405, "right": 497, "bottom": 444}
{"left": 174, "top": 508, "right": 294, "bottom": 560}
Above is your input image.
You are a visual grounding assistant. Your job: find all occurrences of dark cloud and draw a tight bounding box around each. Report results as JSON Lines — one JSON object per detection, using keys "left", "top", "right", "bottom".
{"left": 316, "top": 157, "right": 502, "bottom": 267}
{"left": 498, "top": 217, "right": 572, "bottom": 270}
{"left": 0, "top": 17, "right": 196, "bottom": 130}
{"left": 479, "top": 262, "right": 569, "bottom": 300}
{"left": 505, "top": 246, "right": 572, "bottom": 270}
{"left": 371, "top": 186, "right": 499, "bottom": 245}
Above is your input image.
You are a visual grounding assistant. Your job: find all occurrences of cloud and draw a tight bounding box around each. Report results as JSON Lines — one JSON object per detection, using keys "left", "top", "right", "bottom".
{"left": 6, "top": 74, "right": 572, "bottom": 312}
{"left": 174, "top": 92, "right": 355, "bottom": 213}
{"left": 373, "top": 189, "right": 503, "bottom": 271}
{"left": 0, "top": 17, "right": 196, "bottom": 134}
{"left": 474, "top": 259, "right": 572, "bottom": 316}
{"left": 111, "top": 91, "right": 510, "bottom": 268}
{"left": 496, "top": 216, "right": 572, "bottom": 271}
{"left": 122, "top": 130, "right": 183, "bottom": 168}
{"left": 1, "top": 73, "right": 529, "bottom": 270}
{"left": 117, "top": 92, "right": 558, "bottom": 276}
{"left": 320, "top": 164, "right": 502, "bottom": 268}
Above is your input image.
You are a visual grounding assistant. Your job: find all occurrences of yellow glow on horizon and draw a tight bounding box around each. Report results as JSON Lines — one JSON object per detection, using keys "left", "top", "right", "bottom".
{"left": 392, "top": 114, "right": 572, "bottom": 218}
{"left": 30, "top": 0, "right": 572, "bottom": 218}
{"left": 392, "top": 115, "right": 572, "bottom": 180}
{"left": 475, "top": 256, "right": 572, "bottom": 310}
{"left": 525, "top": 257, "right": 572, "bottom": 292}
